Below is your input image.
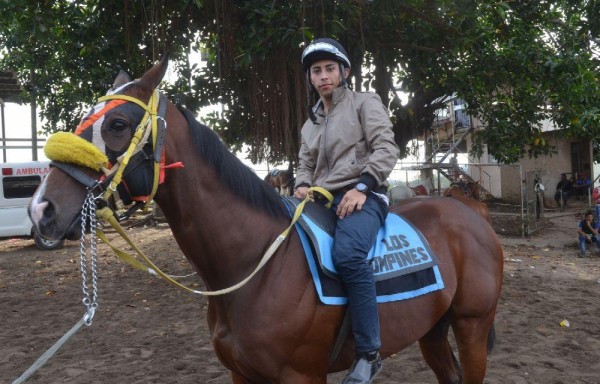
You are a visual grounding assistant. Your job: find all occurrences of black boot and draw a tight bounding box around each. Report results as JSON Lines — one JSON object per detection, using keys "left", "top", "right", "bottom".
{"left": 341, "top": 350, "right": 382, "bottom": 384}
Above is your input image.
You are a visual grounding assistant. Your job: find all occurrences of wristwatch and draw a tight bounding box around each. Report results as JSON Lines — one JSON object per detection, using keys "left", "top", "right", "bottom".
{"left": 355, "top": 182, "right": 369, "bottom": 194}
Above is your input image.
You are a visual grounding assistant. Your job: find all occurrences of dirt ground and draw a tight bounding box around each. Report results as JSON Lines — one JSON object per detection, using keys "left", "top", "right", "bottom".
{"left": 2, "top": 203, "right": 600, "bottom": 383}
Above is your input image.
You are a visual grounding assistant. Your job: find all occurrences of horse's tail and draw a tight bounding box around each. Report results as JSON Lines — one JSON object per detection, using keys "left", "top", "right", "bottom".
{"left": 487, "top": 324, "right": 496, "bottom": 354}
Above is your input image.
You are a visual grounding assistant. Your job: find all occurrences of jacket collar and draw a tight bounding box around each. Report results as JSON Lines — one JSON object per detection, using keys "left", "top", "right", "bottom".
{"left": 312, "top": 86, "right": 349, "bottom": 116}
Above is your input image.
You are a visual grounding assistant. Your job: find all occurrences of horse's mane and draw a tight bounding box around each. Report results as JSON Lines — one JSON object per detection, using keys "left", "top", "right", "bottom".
{"left": 181, "top": 107, "right": 288, "bottom": 218}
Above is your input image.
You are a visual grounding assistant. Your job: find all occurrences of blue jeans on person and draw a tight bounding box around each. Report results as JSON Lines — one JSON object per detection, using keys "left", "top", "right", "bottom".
{"left": 579, "top": 235, "right": 600, "bottom": 255}
{"left": 330, "top": 191, "right": 388, "bottom": 353}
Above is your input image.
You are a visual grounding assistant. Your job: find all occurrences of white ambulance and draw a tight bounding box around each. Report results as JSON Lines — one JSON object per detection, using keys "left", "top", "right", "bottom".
{"left": 0, "top": 161, "right": 64, "bottom": 250}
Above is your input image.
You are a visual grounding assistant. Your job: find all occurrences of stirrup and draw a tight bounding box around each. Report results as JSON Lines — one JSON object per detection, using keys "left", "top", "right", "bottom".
{"left": 341, "top": 351, "right": 382, "bottom": 384}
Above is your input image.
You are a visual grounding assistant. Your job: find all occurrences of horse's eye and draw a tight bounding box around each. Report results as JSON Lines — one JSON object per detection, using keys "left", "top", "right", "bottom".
{"left": 110, "top": 119, "right": 129, "bottom": 132}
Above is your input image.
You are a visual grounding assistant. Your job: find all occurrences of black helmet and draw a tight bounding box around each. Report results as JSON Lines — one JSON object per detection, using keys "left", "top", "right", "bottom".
{"left": 301, "top": 38, "right": 351, "bottom": 71}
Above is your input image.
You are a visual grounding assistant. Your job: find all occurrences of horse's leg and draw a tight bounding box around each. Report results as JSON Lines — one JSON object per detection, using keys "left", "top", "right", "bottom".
{"left": 451, "top": 313, "right": 496, "bottom": 383}
{"left": 232, "top": 372, "right": 252, "bottom": 383}
{"left": 231, "top": 368, "right": 328, "bottom": 383}
{"left": 418, "top": 316, "right": 462, "bottom": 384}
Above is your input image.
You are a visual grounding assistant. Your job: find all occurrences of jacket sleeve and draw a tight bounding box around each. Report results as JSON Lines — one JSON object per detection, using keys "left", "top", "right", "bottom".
{"left": 294, "top": 127, "right": 315, "bottom": 189}
{"left": 359, "top": 93, "right": 400, "bottom": 186}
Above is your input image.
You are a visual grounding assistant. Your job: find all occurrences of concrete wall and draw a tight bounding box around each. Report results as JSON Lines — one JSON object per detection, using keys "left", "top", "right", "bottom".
{"left": 514, "top": 133, "right": 591, "bottom": 193}
{"left": 464, "top": 127, "right": 591, "bottom": 204}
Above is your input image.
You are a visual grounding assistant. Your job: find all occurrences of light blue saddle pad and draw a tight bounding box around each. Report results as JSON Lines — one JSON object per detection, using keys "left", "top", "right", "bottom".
{"left": 285, "top": 198, "right": 445, "bottom": 305}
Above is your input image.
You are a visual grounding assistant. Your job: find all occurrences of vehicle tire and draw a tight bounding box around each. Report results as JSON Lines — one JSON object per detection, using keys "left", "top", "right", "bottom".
{"left": 33, "top": 230, "right": 65, "bottom": 251}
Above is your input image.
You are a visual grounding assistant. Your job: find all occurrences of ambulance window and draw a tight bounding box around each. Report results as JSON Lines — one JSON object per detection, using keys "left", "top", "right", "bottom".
{"left": 2, "top": 175, "right": 42, "bottom": 199}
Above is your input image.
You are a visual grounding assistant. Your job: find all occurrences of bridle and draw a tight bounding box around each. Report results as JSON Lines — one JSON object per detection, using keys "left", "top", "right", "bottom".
{"left": 42, "top": 83, "right": 334, "bottom": 297}
{"left": 45, "top": 86, "right": 169, "bottom": 212}
{"left": 13, "top": 87, "right": 177, "bottom": 382}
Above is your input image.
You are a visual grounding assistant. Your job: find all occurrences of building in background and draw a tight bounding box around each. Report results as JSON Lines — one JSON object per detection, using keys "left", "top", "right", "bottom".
{"left": 0, "top": 69, "right": 47, "bottom": 163}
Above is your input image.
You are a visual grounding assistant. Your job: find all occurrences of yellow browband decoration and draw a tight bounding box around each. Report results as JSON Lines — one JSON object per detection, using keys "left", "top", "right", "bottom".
{"left": 44, "top": 132, "right": 108, "bottom": 171}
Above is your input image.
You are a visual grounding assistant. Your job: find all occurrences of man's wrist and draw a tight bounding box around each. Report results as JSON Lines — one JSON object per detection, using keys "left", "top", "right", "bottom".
{"left": 294, "top": 183, "right": 310, "bottom": 191}
{"left": 358, "top": 173, "right": 377, "bottom": 191}
{"left": 355, "top": 182, "right": 369, "bottom": 194}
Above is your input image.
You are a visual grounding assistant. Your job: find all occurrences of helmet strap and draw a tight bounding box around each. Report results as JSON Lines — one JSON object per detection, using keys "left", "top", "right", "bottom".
{"left": 305, "top": 71, "right": 319, "bottom": 124}
{"left": 339, "top": 63, "right": 348, "bottom": 88}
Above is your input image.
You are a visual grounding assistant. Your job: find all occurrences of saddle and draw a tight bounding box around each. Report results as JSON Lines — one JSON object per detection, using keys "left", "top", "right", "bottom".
{"left": 283, "top": 197, "right": 445, "bottom": 305}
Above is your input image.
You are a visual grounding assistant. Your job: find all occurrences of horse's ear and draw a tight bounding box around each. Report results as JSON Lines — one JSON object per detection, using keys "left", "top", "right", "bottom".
{"left": 138, "top": 54, "right": 169, "bottom": 91}
{"left": 112, "top": 70, "right": 131, "bottom": 90}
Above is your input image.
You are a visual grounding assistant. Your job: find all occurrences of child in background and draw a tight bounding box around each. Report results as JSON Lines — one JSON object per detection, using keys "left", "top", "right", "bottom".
{"left": 577, "top": 210, "right": 600, "bottom": 257}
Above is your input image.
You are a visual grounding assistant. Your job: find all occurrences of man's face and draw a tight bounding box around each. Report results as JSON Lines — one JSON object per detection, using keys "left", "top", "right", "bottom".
{"left": 309, "top": 59, "right": 349, "bottom": 99}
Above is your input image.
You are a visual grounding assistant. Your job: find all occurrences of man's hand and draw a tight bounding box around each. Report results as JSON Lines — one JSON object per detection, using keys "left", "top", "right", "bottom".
{"left": 294, "top": 186, "right": 310, "bottom": 199}
{"left": 337, "top": 189, "right": 367, "bottom": 219}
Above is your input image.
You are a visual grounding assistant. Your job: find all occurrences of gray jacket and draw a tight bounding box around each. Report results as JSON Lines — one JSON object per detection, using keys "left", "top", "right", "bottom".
{"left": 295, "top": 87, "right": 400, "bottom": 193}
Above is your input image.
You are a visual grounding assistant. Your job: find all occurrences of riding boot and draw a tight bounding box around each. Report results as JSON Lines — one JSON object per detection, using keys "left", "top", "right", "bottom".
{"left": 341, "top": 350, "right": 382, "bottom": 384}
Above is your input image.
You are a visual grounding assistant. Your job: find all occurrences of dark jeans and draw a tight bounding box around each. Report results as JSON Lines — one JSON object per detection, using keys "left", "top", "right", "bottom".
{"left": 554, "top": 190, "right": 570, "bottom": 206}
{"left": 330, "top": 192, "right": 388, "bottom": 353}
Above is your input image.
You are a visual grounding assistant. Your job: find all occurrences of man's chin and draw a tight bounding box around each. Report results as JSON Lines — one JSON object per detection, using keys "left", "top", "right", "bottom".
{"left": 317, "top": 88, "right": 334, "bottom": 98}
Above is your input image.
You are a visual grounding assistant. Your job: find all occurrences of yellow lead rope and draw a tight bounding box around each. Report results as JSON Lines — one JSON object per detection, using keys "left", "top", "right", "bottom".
{"left": 96, "top": 187, "right": 333, "bottom": 296}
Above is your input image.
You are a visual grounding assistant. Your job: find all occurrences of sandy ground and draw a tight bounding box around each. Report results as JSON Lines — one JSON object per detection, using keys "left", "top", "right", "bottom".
{"left": 2, "top": 203, "right": 600, "bottom": 383}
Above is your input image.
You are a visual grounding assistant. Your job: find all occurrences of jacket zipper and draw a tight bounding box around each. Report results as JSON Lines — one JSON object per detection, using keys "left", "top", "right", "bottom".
{"left": 323, "top": 115, "right": 330, "bottom": 177}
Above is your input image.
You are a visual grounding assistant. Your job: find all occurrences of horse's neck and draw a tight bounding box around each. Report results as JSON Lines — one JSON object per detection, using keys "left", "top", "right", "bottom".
{"left": 156, "top": 157, "right": 286, "bottom": 291}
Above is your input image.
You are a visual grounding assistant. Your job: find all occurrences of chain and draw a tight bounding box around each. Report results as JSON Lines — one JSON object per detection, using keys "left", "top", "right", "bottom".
{"left": 12, "top": 190, "right": 102, "bottom": 383}
{"left": 80, "top": 190, "right": 100, "bottom": 326}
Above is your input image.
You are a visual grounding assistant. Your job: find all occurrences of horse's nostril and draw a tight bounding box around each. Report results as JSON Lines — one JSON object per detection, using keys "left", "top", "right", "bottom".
{"left": 37, "top": 200, "right": 57, "bottom": 234}
{"left": 30, "top": 199, "right": 49, "bottom": 226}
{"left": 43, "top": 201, "right": 56, "bottom": 221}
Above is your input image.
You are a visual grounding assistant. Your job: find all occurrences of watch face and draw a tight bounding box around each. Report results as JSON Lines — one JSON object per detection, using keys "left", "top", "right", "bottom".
{"left": 356, "top": 183, "right": 368, "bottom": 192}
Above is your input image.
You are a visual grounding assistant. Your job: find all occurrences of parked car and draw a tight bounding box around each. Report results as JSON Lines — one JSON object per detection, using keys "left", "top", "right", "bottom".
{"left": 0, "top": 161, "right": 64, "bottom": 250}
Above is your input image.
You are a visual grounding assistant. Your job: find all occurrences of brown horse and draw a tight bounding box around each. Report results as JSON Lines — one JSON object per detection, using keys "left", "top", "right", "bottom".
{"left": 448, "top": 195, "right": 492, "bottom": 223}
{"left": 264, "top": 168, "right": 295, "bottom": 196}
{"left": 29, "top": 57, "right": 503, "bottom": 383}
{"left": 443, "top": 181, "right": 490, "bottom": 223}
{"left": 443, "top": 180, "right": 483, "bottom": 201}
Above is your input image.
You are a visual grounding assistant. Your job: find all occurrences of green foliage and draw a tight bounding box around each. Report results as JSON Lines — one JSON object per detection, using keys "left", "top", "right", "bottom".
{"left": 442, "top": 1, "right": 599, "bottom": 163}
{"left": 0, "top": 0, "right": 201, "bottom": 132}
{"left": 0, "top": 0, "right": 598, "bottom": 165}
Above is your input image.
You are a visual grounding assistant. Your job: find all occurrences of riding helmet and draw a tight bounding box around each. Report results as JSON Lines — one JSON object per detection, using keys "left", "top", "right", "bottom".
{"left": 301, "top": 38, "right": 351, "bottom": 71}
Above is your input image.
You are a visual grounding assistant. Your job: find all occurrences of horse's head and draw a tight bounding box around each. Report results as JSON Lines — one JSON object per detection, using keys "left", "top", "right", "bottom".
{"left": 29, "top": 56, "right": 169, "bottom": 240}
{"left": 444, "top": 180, "right": 484, "bottom": 201}
{"left": 468, "top": 181, "right": 482, "bottom": 201}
